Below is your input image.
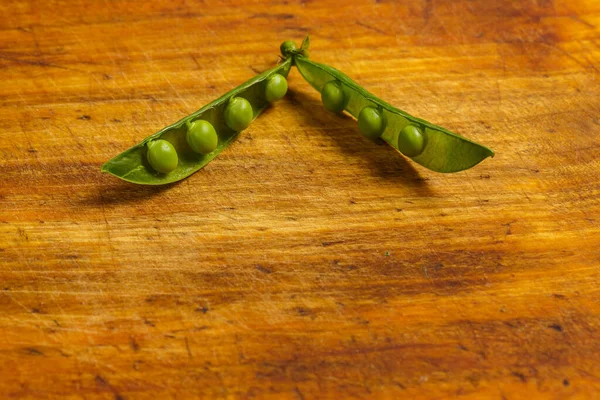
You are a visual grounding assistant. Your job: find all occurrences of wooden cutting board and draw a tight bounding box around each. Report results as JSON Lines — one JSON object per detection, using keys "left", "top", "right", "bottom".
{"left": 1, "top": 0, "right": 599, "bottom": 398}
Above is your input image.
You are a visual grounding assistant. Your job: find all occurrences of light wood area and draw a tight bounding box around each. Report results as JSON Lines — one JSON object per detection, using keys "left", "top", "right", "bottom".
{"left": 1, "top": 0, "right": 599, "bottom": 398}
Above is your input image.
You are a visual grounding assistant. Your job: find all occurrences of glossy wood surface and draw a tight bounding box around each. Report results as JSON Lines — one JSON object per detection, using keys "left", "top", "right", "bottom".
{"left": 1, "top": 0, "right": 599, "bottom": 398}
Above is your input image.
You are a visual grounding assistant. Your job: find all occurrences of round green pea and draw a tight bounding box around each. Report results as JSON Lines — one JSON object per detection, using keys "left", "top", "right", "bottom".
{"left": 224, "top": 97, "right": 253, "bottom": 132}
{"left": 186, "top": 120, "right": 218, "bottom": 155}
{"left": 397, "top": 125, "right": 425, "bottom": 157}
{"left": 358, "top": 107, "right": 386, "bottom": 140}
{"left": 321, "top": 80, "right": 346, "bottom": 113}
{"left": 280, "top": 40, "right": 296, "bottom": 57}
{"left": 265, "top": 74, "right": 288, "bottom": 103}
{"left": 147, "top": 139, "right": 178, "bottom": 173}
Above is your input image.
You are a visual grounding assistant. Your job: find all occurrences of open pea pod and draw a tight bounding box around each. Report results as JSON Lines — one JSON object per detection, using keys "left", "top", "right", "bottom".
{"left": 101, "top": 57, "right": 292, "bottom": 185}
{"left": 293, "top": 49, "right": 494, "bottom": 173}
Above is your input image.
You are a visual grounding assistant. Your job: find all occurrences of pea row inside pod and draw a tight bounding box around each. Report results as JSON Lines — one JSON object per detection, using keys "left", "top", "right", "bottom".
{"left": 287, "top": 38, "right": 494, "bottom": 173}
{"left": 102, "top": 60, "right": 291, "bottom": 185}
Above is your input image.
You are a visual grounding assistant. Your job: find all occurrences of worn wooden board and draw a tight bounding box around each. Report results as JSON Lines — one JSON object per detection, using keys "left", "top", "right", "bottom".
{"left": 1, "top": 0, "right": 599, "bottom": 398}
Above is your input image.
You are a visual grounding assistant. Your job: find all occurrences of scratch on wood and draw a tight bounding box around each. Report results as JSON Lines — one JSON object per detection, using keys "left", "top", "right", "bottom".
{"left": 548, "top": 324, "right": 563, "bottom": 332}
{"left": 24, "top": 347, "right": 44, "bottom": 356}
{"left": 185, "top": 337, "right": 193, "bottom": 358}
{"left": 355, "top": 20, "right": 388, "bottom": 35}
{"left": 511, "top": 371, "right": 527, "bottom": 383}
{"left": 255, "top": 265, "right": 273, "bottom": 274}
{"left": 294, "top": 386, "right": 306, "bottom": 400}
{"left": 129, "top": 336, "right": 140, "bottom": 352}
{"left": 321, "top": 240, "right": 345, "bottom": 247}
{"left": 568, "top": 14, "right": 595, "bottom": 29}
{"left": 95, "top": 375, "right": 124, "bottom": 400}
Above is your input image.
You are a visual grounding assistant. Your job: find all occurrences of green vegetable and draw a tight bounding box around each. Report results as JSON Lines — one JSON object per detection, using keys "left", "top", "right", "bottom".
{"left": 280, "top": 40, "right": 297, "bottom": 58}
{"left": 224, "top": 97, "right": 253, "bottom": 132}
{"left": 358, "top": 106, "right": 386, "bottom": 140}
{"left": 146, "top": 140, "right": 178, "bottom": 173}
{"left": 103, "top": 38, "right": 494, "bottom": 186}
{"left": 265, "top": 74, "right": 288, "bottom": 103}
{"left": 292, "top": 40, "right": 494, "bottom": 173}
{"left": 186, "top": 120, "right": 218, "bottom": 155}
{"left": 101, "top": 57, "right": 292, "bottom": 184}
{"left": 321, "top": 80, "right": 347, "bottom": 113}
{"left": 397, "top": 125, "right": 425, "bottom": 157}
{"left": 280, "top": 36, "right": 309, "bottom": 60}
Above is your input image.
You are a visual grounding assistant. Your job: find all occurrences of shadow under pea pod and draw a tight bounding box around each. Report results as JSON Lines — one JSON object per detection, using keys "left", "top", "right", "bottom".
{"left": 286, "top": 89, "right": 433, "bottom": 194}
{"left": 83, "top": 178, "right": 177, "bottom": 207}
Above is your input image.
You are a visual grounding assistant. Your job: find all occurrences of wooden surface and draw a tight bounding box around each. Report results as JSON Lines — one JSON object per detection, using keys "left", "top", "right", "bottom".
{"left": 1, "top": 0, "right": 599, "bottom": 398}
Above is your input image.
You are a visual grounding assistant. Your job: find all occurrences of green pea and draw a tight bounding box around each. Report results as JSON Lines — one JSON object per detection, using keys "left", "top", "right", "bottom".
{"left": 147, "top": 139, "right": 178, "bottom": 173}
{"left": 186, "top": 120, "right": 218, "bottom": 155}
{"left": 358, "top": 107, "right": 386, "bottom": 140}
{"left": 224, "top": 97, "right": 253, "bottom": 132}
{"left": 280, "top": 40, "right": 296, "bottom": 57}
{"left": 265, "top": 74, "right": 288, "bottom": 103}
{"left": 397, "top": 125, "right": 425, "bottom": 157}
{"left": 321, "top": 80, "right": 346, "bottom": 113}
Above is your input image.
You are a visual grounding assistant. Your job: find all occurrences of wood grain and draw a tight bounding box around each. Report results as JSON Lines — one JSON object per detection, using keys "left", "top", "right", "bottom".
{"left": 1, "top": 0, "right": 599, "bottom": 398}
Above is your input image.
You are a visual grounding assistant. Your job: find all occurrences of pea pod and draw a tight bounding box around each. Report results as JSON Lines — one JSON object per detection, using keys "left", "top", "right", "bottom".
{"left": 101, "top": 57, "right": 292, "bottom": 185}
{"left": 292, "top": 41, "right": 494, "bottom": 173}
